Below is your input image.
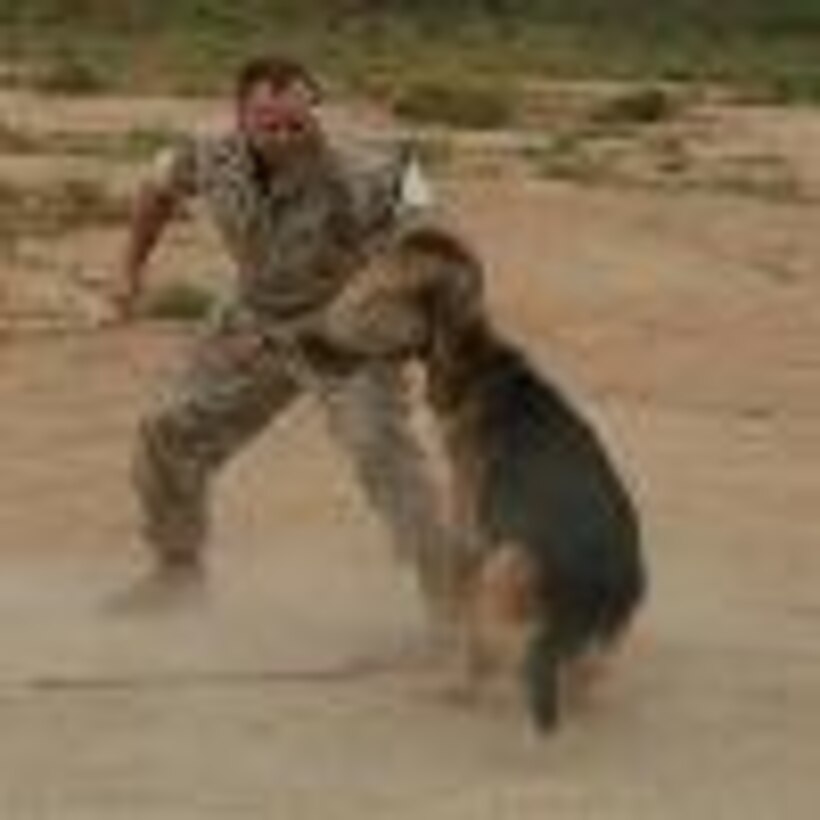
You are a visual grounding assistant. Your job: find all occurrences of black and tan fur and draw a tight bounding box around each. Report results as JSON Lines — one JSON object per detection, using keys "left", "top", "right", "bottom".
{"left": 307, "top": 228, "right": 647, "bottom": 731}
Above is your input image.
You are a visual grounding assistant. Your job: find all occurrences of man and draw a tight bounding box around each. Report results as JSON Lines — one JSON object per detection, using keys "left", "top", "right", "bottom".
{"left": 115, "top": 55, "right": 457, "bottom": 618}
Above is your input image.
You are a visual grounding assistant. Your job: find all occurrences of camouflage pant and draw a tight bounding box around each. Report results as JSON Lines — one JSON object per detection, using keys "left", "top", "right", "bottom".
{"left": 132, "top": 302, "right": 457, "bottom": 608}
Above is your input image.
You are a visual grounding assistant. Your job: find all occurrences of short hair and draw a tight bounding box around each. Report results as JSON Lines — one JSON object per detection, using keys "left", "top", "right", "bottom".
{"left": 235, "top": 55, "right": 320, "bottom": 103}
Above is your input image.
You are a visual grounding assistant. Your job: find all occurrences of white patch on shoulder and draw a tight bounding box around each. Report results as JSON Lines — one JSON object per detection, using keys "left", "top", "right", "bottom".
{"left": 146, "top": 146, "right": 179, "bottom": 187}
{"left": 400, "top": 158, "right": 435, "bottom": 211}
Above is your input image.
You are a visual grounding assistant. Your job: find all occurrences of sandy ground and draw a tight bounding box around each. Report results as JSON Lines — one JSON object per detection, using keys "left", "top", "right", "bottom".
{"left": 1, "top": 88, "right": 819, "bottom": 818}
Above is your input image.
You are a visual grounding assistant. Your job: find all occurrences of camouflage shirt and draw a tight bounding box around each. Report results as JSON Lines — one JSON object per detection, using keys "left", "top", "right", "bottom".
{"left": 150, "top": 130, "right": 429, "bottom": 319}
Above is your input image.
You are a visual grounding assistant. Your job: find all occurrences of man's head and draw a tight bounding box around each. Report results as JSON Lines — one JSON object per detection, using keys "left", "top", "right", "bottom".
{"left": 235, "top": 55, "right": 321, "bottom": 160}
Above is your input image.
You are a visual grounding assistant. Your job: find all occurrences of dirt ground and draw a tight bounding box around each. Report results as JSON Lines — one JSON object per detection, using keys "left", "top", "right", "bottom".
{"left": 1, "top": 88, "right": 819, "bottom": 818}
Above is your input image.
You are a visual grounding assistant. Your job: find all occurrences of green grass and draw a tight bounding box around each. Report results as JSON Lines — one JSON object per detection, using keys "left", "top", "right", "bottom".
{"left": 31, "top": 46, "right": 109, "bottom": 94}
{"left": 2, "top": 2, "right": 820, "bottom": 110}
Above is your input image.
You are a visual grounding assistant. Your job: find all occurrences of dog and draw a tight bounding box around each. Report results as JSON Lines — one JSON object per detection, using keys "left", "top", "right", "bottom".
{"left": 304, "top": 228, "right": 647, "bottom": 731}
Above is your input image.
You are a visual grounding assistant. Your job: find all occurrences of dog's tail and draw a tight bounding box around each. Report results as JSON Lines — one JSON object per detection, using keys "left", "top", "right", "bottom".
{"left": 524, "top": 560, "right": 645, "bottom": 730}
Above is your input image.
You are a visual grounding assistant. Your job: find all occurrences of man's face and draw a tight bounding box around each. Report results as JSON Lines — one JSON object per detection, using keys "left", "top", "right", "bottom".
{"left": 237, "top": 79, "right": 317, "bottom": 160}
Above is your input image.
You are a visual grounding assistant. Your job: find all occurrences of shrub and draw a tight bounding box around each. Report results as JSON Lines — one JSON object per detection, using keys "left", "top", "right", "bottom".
{"left": 590, "top": 86, "right": 678, "bottom": 126}
{"left": 142, "top": 280, "right": 216, "bottom": 322}
{"left": 523, "top": 133, "right": 605, "bottom": 183}
{"left": 761, "top": 71, "right": 820, "bottom": 106}
{"left": 392, "top": 78, "right": 516, "bottom": 130}
{"left": 59, "top": 178, "right": 126, "bottom": 220}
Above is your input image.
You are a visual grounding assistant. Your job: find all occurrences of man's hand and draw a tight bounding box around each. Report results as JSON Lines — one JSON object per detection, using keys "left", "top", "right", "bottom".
{"left": 107, "top": 277, "right": 141, "bottom": 324}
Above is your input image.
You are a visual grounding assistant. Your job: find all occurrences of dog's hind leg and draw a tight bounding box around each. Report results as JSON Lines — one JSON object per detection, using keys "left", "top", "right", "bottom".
{"left": 453, "top": 543, "right": 538, "bottom": 706}
{"left": 432, "top": 545, "right": 509, "bottom": 704}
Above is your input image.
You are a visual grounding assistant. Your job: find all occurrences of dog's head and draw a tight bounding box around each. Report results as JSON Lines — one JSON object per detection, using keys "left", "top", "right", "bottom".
{"left": 308, "top": 226, "right": 491, "bottom": 394}
{"left": 394, "top": 227, "right": 485, "bottom": 338}
{"left": 423, "top": 301, "right": 498, "bottom": 410}
{"left": 393, "top": 230, "right": 497, "bottom": 409}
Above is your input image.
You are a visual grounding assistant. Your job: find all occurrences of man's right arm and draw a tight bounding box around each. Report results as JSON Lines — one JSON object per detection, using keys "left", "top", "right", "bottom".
{"left": 115, "top": 185, "right": 177, "bottom": 320}
{"left": 114, "top": 142, "right": 197, "bottom": 321}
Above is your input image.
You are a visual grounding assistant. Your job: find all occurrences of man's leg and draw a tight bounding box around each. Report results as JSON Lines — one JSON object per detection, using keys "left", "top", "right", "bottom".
{"left": 318, "top": 362, "right": 465, "bottom": 624}
{"left": 129, "top": 311, "right": 299, "bottom": 594}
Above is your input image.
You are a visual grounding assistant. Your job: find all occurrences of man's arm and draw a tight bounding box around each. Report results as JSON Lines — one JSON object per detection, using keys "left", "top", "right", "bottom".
{"left": 114, "top": 184, "right": 178, "bottom": 320}
{"left": 113, "top": 142, "right": 197, "bottom": 321}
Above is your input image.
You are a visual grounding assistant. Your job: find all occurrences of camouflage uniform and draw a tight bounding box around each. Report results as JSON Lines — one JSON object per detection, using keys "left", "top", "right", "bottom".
{"left": 133, "top": 129, "right": 457, "bottom": 607}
